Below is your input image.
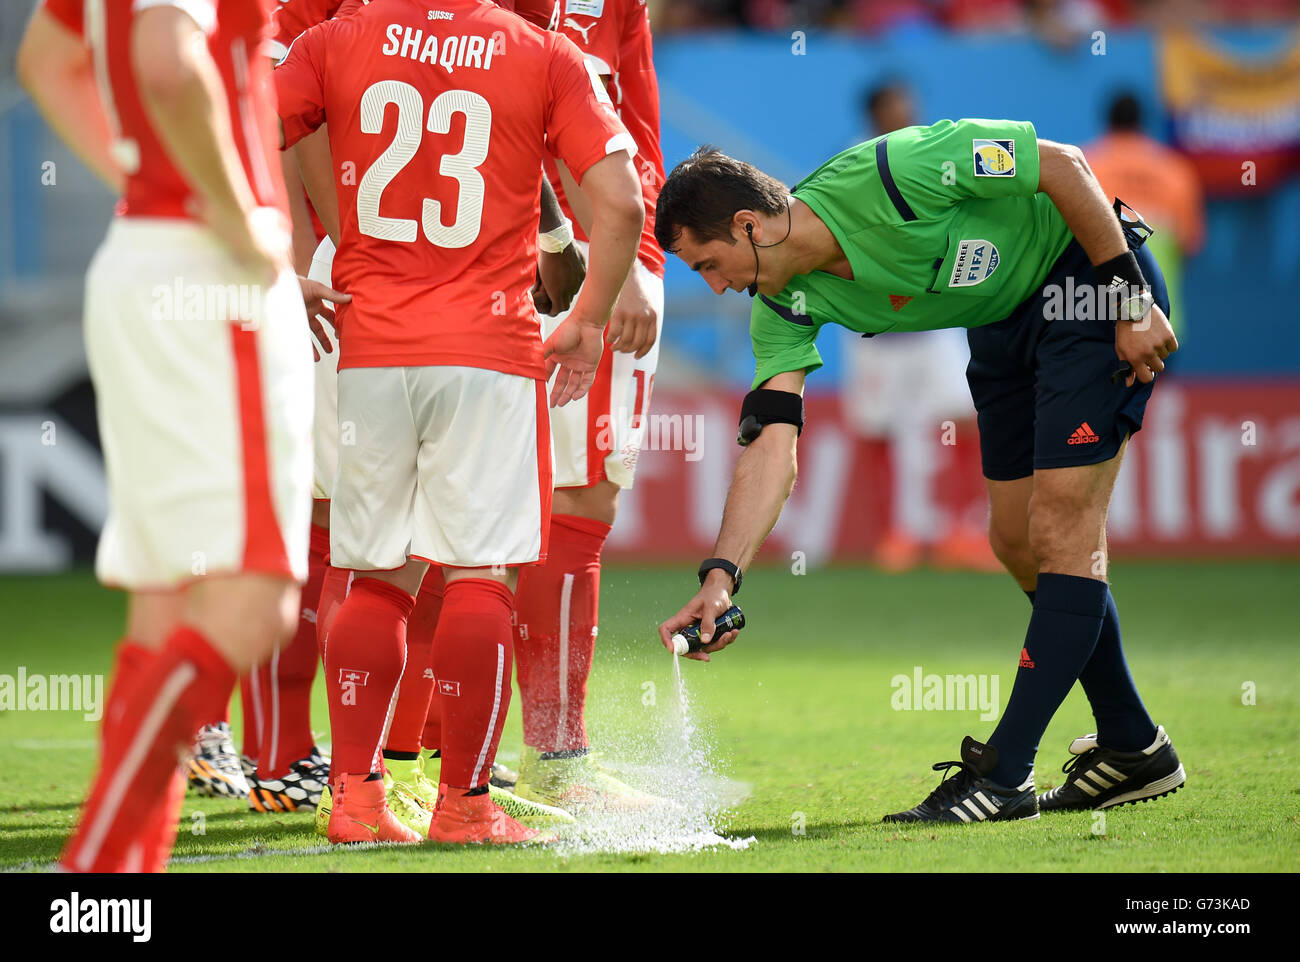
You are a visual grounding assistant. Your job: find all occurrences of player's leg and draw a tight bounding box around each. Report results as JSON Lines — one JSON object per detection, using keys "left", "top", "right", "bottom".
{"left": 414, "top": 366, "right": 555, "bottom": 844}
{"left": 986, "top": 476, "right": 1036, "bottom": 592}
{"left": 321, "top": 366, "right": 425, "bottom": 845}
{"left": 246, "top": 520, "right": 330, "bottom": 813}
{"left": 983, "top": 448, "right": 1128, "bottom": 788}
{"left": 514, "top": 260, "right": 665, "bottom": 813}
{"left": 61, "top": 225, "right": 313, "bottom": 871}
{"left": 247, "top": 238, "right": 338, "bottom": 813}
{"left": 376, "top": 566, "right": 446, "bottom": 833}
{"left": 1021, "top": 238, "right": 1182, "bottom": 811}
{"left": 884, "top": 300, "right": 1042, "bottom": 823}
{"left": 96, "top": 591, "right": 187, "bottom": 871}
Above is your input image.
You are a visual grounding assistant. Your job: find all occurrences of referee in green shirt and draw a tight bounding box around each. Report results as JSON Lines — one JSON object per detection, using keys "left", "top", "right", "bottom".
{"left": 654, "top": 119, "right": 1187, "bottom": 823}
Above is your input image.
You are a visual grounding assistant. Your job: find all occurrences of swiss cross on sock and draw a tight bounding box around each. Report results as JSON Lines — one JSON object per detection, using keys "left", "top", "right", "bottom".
{"left": 339, "top": 669, "right": 369, "bottom": 686}
{"left": 438, "top": 680, "right": 460, "bottom": 697}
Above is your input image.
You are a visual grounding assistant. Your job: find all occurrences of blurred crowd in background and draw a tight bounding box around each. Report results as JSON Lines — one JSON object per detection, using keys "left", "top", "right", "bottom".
{"left": 650, "top": 0, "right": 1300, "bottom": 34}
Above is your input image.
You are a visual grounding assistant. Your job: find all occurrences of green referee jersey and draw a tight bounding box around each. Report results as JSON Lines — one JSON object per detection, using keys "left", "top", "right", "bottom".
{"left": 750, "top": 118, "right": 1074, "bottom": 388}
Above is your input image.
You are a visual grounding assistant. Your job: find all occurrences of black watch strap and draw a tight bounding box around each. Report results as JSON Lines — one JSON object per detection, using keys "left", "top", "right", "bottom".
{"left": 698, "top": 558, "right": 742, "bottom": 596}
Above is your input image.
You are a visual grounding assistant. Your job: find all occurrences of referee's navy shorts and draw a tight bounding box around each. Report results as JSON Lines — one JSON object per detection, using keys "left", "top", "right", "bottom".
{"left": 965, "top": 227, "right": 1170, "bottom": 482}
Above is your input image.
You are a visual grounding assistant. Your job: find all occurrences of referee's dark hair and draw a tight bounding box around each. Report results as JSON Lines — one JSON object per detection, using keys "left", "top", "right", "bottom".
{"left": 655, "top": 145, "right": 788, "bottom": 253}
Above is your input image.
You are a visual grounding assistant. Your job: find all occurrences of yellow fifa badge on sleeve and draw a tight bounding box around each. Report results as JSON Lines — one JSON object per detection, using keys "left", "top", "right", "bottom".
{"left": 973, "top": 139, "right": 1016, "bottom": 177}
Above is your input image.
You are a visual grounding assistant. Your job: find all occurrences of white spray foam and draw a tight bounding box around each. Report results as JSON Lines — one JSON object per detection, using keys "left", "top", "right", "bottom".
{"left": 548, "top": 651, "right": 755, "bottom": 856}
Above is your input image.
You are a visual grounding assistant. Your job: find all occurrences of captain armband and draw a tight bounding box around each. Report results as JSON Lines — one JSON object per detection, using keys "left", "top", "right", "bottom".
{"left": 736, "top": 389, "right": 805, "bottom": 447}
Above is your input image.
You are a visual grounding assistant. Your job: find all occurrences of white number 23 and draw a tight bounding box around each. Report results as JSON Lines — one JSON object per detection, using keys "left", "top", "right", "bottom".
{"left": 356, "top": 81, "right": 491, "bottom": 249}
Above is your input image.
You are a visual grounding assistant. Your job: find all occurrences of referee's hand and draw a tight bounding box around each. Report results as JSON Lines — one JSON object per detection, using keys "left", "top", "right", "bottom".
{"left": 1116, "top": 304, "right": 1178, "bottom": 387}
{"left": 658, "top": 572, "right": 741, "bottom": 663}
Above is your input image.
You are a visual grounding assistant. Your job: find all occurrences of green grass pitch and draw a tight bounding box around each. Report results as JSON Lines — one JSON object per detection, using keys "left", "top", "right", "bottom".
{"left": 2, "top": 561, "right": 1297, "bottom": 872}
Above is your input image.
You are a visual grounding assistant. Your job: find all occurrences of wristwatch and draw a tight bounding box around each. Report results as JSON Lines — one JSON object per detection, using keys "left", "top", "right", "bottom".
{"left": 698, "top": 558, "right": 742, "bottom": 596}
{"left": 1114, "top": 287, "right": 1155, "bottom": 323}
{"left": 1107, "top": 275, "right": 1159, "bottom": 325}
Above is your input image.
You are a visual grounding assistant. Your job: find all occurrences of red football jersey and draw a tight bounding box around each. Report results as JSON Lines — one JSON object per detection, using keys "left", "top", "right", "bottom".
{"left": 269, "top": 0, "right": 368, "bottom": 56}
{"left": 270, "top": 0, "right": 343, "bottom": 59}
{"left": 42, "top": 0, "right": 287, "bottom": 222}
{"left": 550, "top": 0, "right": 664, "bottom": 276}
{"left": 275, "top": 0, "right": 634, "bottom": 379}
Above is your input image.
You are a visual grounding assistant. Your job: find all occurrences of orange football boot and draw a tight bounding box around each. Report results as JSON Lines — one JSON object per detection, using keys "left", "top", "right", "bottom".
{"left": 327, "top": 772, "right": 423, "bottom": 845}
{"left": 427, "top": 783, "right": 548, "bottom": 845}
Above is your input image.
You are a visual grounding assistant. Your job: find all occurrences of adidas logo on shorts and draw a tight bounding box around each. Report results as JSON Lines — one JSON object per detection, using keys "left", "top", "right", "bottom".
{"left": 1067, "top": 421, "right": 1101, "bottom": 445}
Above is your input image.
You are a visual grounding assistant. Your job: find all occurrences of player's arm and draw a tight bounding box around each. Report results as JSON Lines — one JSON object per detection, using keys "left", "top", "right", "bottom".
{"left": 284, "top": 126, "right": 347, "bottom": 354}
{"left": 554, "top": 94, "right": 659, "bottom": 359}
{"left": 656, "top": 368, "right": 806, "bottom": 662}
{"left": 280, "top": 149, "right": 317, "bottom": 273}
{"left": 543, "top": 148, "right": 643, "bottom": 406}
{"left": 534, "top": 175, "right": 586, "bottom": 315}
{"left": 294, "top": 125, "right": 338, "bottom": 245}
{"left": 1037, "top": 138, "right": 1178, "bottom": 386}
{"left": 132, "top": 5, "right": 286, "bottom": 276}
{"left": 16, "top": 4, "right": 123, "bottom": 194}
{"left": 565, "top": 145, "right": 659, "bottom": 358}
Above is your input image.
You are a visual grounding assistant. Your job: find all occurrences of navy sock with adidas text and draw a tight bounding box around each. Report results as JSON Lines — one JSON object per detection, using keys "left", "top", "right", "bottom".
{"left": 988, "top": 574, "right": 1109, "bottom": 788}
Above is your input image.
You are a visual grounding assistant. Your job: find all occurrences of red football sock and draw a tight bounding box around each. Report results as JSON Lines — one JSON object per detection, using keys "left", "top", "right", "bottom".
{"left": 385, "top": 567, "right": 444, "bottom": 755}
{"left": 432, "top": 578, "right": 515, "bottom": 789}
{"left": 324, "top": 577, "right": 413, "bottom": 777}
{"left": 101, "top": 640, "right": 154, "bottom": 746}
{"left": 100, "top": 642, "right": 195, "bottom": 871}
{"left": 513, "top": 513, "right": 610, "bottom": 752}
{"left": 422, "top": 690, "right": 442, "bottom": 755}
{"left": 238, "top": 675, "right": 261, "bottom": 759}
{"left": 62, "top": 625, "right": 236, "bottom": 873}
{"left": 317, "top": 563, "right": 352, "bottom": 664}
{"left": 252, "top": 523, "right": 329, "bottom": 777}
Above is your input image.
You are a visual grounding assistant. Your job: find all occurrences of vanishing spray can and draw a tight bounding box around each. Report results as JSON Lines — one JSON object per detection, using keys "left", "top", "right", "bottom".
{"left": 671, "top": 605, "right": 745, "bottom": 656}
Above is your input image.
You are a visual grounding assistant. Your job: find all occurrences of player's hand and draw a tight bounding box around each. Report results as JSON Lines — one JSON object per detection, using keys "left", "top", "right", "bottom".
{"left": 535, "top": 243, "right": 586, "bottom": 316}
{"left": 542, "top": 317, "right": 604, "bottom": 407}
{"left": 605, "top": 264, "right": 658, "bottom": 358}
{"left": 657, "top": 571, "right": 741, "bottom": 663}
{"left": 1115, "top": 304, "right": 1178, "bottom": 387}
{"left": 298, "top": 275, "right": 350, "bottom": 361}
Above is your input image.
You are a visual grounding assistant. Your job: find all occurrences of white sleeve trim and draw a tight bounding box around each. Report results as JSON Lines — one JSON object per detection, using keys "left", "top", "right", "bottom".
{"left": 133, "top": 0, "right": 217, "bottom": 35}
{"left": 583, "top": 53, "right": 612, "bottom": 77}
{"left": 605, "top": 131, "right": 637, "bottom": 160}
{"left": 267, "top": 39, "right": 290, "bottom": 63}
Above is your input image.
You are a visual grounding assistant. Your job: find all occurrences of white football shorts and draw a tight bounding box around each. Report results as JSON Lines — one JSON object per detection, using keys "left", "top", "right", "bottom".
{"left": 541, "top": 247, "right": 663, "bottom": 489}
{"left": 329, "top": 365, "right": 551, "bottom": 570}
{"left": 84, "top": 217, "right": 314, "bottom": 589}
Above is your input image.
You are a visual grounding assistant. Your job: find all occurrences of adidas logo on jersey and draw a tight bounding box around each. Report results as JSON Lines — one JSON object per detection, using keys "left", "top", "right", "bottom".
{"left": 1019, "top": 647, "right": 1035, "bottom": 669}
{"left": 1067, "top": 421, "right": 1100, "bottom": 445}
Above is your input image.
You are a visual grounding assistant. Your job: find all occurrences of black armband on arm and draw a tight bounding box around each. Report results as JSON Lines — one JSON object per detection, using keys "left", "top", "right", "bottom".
{"left": 737, "top": 389, "right": 804, "bottom": 447}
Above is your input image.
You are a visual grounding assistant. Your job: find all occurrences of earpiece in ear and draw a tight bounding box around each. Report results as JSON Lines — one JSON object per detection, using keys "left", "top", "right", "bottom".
{"left": 745, "top": 222, "right": 754, "bottom": 235}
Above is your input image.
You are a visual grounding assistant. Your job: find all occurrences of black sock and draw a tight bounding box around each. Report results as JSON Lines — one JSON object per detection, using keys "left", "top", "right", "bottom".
{"left": 382, "top": 749, "right": 419, "bottom": 761}
{"left": 988, "top": 574, "right": 1109, "bottom": 787}
{"left": 1077, "top": 589, "right": 1157, "bottom": 751}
